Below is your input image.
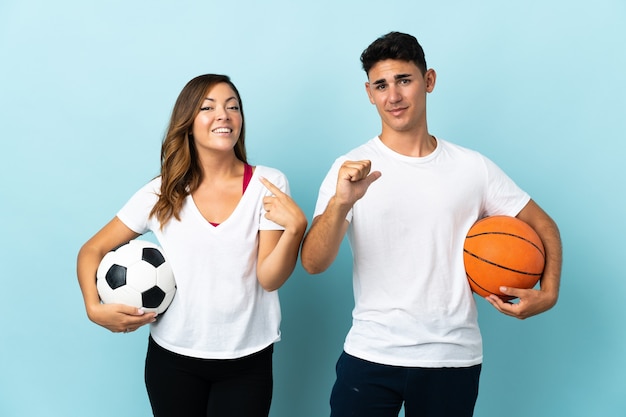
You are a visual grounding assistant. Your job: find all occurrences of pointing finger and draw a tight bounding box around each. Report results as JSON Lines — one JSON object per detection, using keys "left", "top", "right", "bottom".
{"left": 259, "top": 177, "right": 284, "bottom": 196}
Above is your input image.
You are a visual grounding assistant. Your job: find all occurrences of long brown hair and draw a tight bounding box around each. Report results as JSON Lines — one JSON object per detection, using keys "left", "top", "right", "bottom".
{"left": 150, "top": 74, "right": 247, "bottom": 228}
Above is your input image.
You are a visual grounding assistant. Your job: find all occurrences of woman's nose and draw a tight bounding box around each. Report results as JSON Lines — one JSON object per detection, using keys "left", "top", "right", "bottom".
{"left": 216, "top": 106, "right": 230, "bottom": 120}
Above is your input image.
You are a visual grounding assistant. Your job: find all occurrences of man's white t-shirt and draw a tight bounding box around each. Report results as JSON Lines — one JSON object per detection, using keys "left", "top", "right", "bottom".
{"left": 117, "top": 165, "right": 286, "bottom": 359}
{"left": 314, "top": 137, "right": 530, "bottom": 367}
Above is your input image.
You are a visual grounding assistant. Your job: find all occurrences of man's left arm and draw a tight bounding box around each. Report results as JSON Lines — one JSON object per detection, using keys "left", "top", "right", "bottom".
{"left": 486, "top": 199, "right": 562, "bottom": 319}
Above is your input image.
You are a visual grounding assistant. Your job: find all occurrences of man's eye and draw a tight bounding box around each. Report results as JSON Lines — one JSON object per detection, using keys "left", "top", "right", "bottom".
{"left": 376, "top": 84, "right": 387, "bottom": 90}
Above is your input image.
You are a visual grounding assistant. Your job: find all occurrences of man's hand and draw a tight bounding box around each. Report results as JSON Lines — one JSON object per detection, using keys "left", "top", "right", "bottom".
{"left": 334, "top": 160, "right": 382, "bottom": 208}
{"left": 486, "top": 286, "right": 558, "bottom": 320}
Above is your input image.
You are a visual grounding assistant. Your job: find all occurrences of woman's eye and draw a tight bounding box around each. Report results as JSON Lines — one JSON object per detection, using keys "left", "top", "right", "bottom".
{"left": 227, "top": 106, "right": 240, "bottom": 111}
{"left": 200, "top": 106, "right": 213, "bottom": 111}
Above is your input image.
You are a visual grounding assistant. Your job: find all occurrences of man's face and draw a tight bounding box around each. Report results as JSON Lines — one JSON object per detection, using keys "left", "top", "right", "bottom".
{"left": 365, "top": 59, "right": 436, "bottom": 135}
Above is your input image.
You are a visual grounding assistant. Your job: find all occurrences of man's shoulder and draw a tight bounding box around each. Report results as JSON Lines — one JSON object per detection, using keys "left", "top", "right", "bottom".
{"left": 437, "top": 137, "right": 485, "bottom": 159}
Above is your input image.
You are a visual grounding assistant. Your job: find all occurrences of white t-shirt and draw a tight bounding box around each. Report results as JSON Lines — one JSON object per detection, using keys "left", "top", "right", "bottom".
{"left": 314, "top": 137, "right": 530, "bottom": 367}
{"left": 117, "top": 165, "right": 286, "bottom": 359}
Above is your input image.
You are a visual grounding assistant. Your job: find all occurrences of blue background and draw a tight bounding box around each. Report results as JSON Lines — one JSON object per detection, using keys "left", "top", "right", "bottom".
{"left": 1, "top": 1, "right": 625, "bottom": 416}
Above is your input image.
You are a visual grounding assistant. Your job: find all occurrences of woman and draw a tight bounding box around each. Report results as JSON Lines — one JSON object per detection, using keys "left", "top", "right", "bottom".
{"left": 77, "top": 74, "right": 307, "bottom": 417}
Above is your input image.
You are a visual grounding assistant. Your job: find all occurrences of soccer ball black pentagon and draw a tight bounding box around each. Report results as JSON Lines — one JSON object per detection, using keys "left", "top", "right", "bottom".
{"left": 96, "top": 240, "right": 176, "bottom": 314}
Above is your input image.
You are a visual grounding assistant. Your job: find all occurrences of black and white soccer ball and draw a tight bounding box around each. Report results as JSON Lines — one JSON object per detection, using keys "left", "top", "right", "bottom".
{"left": 96, "top": 240, "right": 176, "bottom": 314}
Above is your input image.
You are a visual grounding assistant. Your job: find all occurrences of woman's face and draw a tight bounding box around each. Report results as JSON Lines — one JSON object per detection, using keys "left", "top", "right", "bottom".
{"left": 191, "top": 82, "right": 243, "bottom": 154}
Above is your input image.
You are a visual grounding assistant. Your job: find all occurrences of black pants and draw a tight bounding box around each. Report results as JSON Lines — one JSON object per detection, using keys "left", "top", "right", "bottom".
{"left": 330, "top": 351, "right": 481, "bottom": 417}
{"left": 145, "top": 336, "right": 273, "bottom": 417}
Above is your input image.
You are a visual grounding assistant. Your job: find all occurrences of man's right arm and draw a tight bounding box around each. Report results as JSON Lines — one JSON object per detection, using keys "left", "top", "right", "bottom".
{"left": 301, "top": 159, "right": 381, "bottom": 274}
{"left": 300, "top": 196, "right": 351, "bottom": 274}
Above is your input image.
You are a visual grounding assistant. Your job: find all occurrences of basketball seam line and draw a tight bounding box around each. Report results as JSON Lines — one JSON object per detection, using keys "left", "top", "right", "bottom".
{"left": 463, "top": 250, "right": 543, "bottom": 276}
{"left": 466, "top": 273, "right": 514, "bottom": 299}
{"left": 465, "top": 232, "right": 545, "bottom": 256}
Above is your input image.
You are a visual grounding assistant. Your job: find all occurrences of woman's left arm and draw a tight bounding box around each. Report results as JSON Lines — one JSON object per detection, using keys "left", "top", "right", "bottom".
{"left": 256, "top": 177, "right": 308, "bottom": 291}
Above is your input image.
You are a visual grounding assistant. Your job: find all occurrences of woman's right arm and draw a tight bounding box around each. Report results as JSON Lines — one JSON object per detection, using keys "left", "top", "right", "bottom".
{"left": 76, "top": 216, "right": 157, "bottom": 333}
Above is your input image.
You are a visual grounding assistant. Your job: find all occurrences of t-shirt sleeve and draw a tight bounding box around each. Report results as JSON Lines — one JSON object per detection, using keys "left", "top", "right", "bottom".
{"left": 481, "top": 156, "right": 530, "bottom": 218}
{"left": 116, "top": 179, "right": 160, "bottom": 234}
{"left": 259, "top": 169, "right": 289, "bottom": 231}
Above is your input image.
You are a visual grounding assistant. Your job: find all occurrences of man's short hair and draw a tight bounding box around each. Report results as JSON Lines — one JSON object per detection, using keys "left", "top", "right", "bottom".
{"left": 360, "top": 32, "right": 428, "bottom": 76}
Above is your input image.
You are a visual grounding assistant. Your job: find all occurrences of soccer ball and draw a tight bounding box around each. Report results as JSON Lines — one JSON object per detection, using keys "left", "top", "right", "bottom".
{"left": 96, "top": 240, "right": 176, "bottom": 314}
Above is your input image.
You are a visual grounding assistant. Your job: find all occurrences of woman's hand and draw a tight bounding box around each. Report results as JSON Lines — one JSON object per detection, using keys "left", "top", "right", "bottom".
{"left": 86, "top": 302, "right": 157, "bottom": 333}
{"left": 260, "top": 177, "right": 307, "bottom": 234}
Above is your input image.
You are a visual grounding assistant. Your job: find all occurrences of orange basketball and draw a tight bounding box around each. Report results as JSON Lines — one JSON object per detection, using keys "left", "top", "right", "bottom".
{"left": 463, "top": 216, "right": 545, "bottom": 300}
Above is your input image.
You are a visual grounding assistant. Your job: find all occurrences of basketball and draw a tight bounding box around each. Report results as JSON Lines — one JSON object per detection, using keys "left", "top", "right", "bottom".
{"left": 463, "top": 216, "right": 545, "bottom": 300}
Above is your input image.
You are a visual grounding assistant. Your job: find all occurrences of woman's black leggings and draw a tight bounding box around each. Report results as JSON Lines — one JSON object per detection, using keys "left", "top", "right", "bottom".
{"left": 145, "top": 336, "right": 273, "bottom": 417}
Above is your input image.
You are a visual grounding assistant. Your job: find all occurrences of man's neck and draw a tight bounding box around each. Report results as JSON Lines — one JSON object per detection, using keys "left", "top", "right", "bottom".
{"left": 379, "top": 129, "right": 436, "bottom": 157}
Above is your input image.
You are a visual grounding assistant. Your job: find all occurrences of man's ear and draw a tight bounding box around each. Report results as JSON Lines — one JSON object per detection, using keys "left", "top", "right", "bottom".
{"left": 365, "top": 82, "right": 375, "bottom": 104}
{"left": 425, "top": 69, "right": 437, "bottom": 93}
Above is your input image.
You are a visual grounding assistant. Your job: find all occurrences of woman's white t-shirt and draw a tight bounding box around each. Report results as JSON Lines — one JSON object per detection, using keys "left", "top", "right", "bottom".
{"left": 117, "top": 165, "right": 286, "bottom": 359}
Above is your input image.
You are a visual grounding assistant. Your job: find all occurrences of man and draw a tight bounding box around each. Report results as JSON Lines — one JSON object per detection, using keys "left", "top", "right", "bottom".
{"left": 301, "top": 32, "right": 562, "bottom": 417}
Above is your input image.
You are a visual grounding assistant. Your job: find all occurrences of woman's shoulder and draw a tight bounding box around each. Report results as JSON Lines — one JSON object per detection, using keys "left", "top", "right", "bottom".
{"left": 138, "top": 176, "right": 162, "bottom": 192}
{"left": 251, "top": 165, "right": 289, "bottom": 191}
{"left": 252, "top": 165, "right": 286, "bottom": 179}
{"left": 126, "top": 176, "right": 162, "bottom": 200}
